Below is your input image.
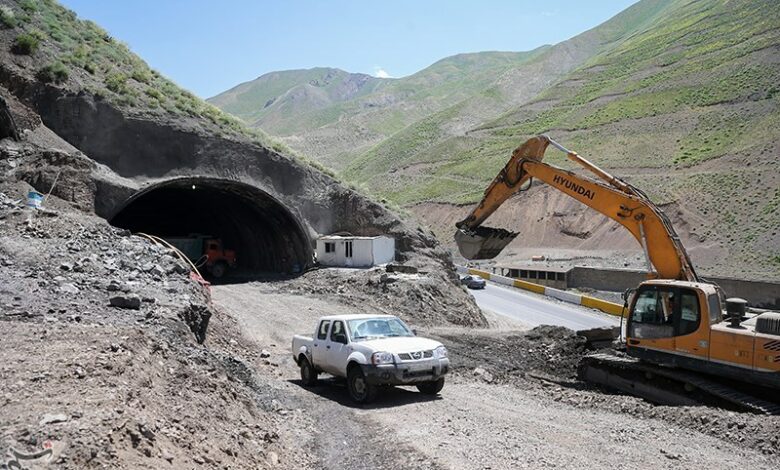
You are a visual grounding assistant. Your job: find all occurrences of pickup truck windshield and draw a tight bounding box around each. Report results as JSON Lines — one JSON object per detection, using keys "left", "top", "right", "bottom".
{"left": 348, "top": 318, "right": 413, "bottom": 341}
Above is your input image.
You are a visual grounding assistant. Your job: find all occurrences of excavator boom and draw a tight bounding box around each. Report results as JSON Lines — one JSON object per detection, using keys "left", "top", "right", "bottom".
{"left": 456, "top": 135, "right": 780, "bottom": 402}
{"left": 455, "top": 135, "right": 698, "bottom": 282}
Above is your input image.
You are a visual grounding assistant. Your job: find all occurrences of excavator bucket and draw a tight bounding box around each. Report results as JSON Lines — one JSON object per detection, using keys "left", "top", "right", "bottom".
{"left": 454, "top": 226, "right": 518, "bottom": 260}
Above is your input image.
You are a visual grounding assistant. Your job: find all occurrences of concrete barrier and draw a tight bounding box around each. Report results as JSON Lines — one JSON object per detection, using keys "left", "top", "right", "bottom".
{"left": 458, "top": 265, "right": 624, "bottom": 317}
{"left": 568, "top": 266, "right": 780, "bottom": 309}
{"left": 581, "top": 295, "right": 625, "bottom": 316}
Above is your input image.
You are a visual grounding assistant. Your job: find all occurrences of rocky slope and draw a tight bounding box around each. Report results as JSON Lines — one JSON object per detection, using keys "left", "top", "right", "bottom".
{"left": 0, "top": 1, "right": 485, "bottom": 466}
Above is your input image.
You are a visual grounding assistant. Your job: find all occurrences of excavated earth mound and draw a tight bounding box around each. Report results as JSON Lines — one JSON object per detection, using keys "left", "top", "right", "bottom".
{"left": 436, "top": 325, "right": 588, "bottom": 382}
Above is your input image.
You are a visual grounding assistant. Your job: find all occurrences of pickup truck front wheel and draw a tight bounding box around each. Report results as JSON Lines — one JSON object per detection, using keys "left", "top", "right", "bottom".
{"left": 416, "top": 377, "right": 445, "bottom": 395}
{"left": 347, "top": 366, "right": 377, "bottom": 404}
{"left": 299, "top": 357, "right": 318, "bottom": 386}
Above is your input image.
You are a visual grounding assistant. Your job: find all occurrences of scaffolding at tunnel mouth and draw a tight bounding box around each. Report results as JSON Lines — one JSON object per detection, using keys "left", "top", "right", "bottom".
{"left": 108, "top": 177, "right": 313, "bottom": 280}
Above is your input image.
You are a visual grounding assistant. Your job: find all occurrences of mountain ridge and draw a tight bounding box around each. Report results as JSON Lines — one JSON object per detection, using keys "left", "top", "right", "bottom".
{"left": 210, "top": 0, "right": 780, "bottom": 280}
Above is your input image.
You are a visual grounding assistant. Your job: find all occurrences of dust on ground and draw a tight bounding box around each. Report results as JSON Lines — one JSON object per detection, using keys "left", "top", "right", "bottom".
{"left": 213, "top": 280, "right": 779, "bottom": 469}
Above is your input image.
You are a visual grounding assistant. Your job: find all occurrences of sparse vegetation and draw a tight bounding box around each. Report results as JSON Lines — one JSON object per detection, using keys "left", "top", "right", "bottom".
{"left": 0, "top": 5, "right": 18, "bottom": 28}
{"left": 36, "top": 61, "right": 69, "bottom": 84}
{"left": 104, "top": 72, "right": 128, "bottom": 94}
{"left": 19, "top": 0, "right": 38, "bottom": 13}
{"left": 11, "top": 31, "right": 42, "bottom": 54}
{"left": 323, "top": 0, "right": 780, "bottom": 208}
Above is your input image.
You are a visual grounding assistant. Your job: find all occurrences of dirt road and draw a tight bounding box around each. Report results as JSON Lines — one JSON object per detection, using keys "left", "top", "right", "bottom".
{"left": 212, "top": 282, "right": 779, "bottom": 470}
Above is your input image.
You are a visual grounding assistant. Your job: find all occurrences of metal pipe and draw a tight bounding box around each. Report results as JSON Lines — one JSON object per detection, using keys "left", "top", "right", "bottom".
{"left": 544, "top": 135, "right": 632, "bottom": 194}
{"left": 637, "top": 220, "right": 654, "bottom": 276}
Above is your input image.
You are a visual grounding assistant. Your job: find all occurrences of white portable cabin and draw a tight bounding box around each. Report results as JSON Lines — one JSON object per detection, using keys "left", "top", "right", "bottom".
{"left": 316, "top": 235, "right": 395, "bottom": 267}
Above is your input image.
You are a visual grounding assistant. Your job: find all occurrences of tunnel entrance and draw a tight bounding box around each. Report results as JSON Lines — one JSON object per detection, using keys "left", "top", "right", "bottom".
{"left": 110, "top": 177, "right": 312, "bottom": 280}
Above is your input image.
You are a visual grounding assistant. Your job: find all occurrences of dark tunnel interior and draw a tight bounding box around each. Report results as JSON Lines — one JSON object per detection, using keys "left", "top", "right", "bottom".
{"left": 110, "top": 178, "right": 312, "bottom": 280}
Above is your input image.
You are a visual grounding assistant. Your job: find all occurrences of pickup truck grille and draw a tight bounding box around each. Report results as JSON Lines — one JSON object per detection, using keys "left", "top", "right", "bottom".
{"left": 398, "top": 350, "right": 434, "bottom": 361}
{"left": 403, "top": 368, "right": 434, "bottom": 378}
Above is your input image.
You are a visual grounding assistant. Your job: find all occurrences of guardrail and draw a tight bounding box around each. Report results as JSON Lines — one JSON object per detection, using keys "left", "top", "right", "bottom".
{"left": 456, "top": 265, "right": 624, "bottom": 317}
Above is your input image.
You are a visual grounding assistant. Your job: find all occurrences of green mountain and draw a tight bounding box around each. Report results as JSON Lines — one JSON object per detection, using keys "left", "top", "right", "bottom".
{"left": 208, "top": 68, "right": 385, "bottom": 133}
{"left": 208, "top": 0, "right": 676, "bottom": 172}
{"left": 211, "top": 0, "right": 780, "bottom": 279}
{"left": 208, "top": 49, "right": 556, "bottom": 168}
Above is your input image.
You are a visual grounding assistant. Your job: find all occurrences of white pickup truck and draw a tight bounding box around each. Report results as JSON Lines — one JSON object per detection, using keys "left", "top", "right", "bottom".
{"left": 291, "top": 314, "right": 450, "bottom": 403}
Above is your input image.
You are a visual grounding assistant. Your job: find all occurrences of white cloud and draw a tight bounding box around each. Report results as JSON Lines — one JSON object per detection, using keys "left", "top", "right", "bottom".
{"left": 373, "top": 67, "right": 392, "bottom": 78}
{"left": 540, "top": 9, "right": 560, "bottom": 17}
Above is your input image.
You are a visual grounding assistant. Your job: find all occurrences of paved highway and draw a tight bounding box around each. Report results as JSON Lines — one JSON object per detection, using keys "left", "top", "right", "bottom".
{"left": 468, "top": 282, "right": 620, "bottom": 330}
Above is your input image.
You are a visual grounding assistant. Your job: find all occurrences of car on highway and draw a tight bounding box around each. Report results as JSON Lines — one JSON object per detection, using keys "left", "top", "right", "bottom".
{"left": 460, "top": 274, "right": 486, "bottom": 289}
{"left": 291, "top": 314, "right": 450, "bottom": 403}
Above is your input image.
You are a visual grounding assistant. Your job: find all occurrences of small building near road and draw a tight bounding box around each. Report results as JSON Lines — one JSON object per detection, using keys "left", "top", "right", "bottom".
{"left": 493, "top": 265, "right": 570, "bottom": 289}
{"left": 316, "top": 235, "right": 395, "bottom": 268}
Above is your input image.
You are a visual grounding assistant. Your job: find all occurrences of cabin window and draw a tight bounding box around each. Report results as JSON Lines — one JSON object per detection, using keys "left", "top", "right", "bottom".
{"left": 324, "top": 242, "right": 335, "bottom": 253}
{"left": 630, "top": 287, "right": 675, "bottom": 339}
{"left": 317, "top": 320, "right": 330, "bottom": 340}
{"left": 707, "top": 294, "right": 722, "bottom": 325}
{"left": 629, "top": 286, "right": 701, "bottom": 339}
{"left": 678, "top": 290, "right": 700, "bottom": 335}
{"left": 330, "top": 321, "right": 347, "bottom": 344}
{"left": 345, "top": 241, "right": 353, "bottom": 258}
{"left": 520, "top": 270, "right": 528, "bottom": 278}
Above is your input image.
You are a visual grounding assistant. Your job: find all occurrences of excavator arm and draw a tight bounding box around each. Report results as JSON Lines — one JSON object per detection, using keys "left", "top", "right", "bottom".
{"left": 455, "top": 135, "right": 698, "bottom": 282}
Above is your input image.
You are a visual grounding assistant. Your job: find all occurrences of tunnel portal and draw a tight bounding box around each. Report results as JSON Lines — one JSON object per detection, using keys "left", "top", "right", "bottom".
{"left": 110, "top": 177, "right": 312, "bottom": 278}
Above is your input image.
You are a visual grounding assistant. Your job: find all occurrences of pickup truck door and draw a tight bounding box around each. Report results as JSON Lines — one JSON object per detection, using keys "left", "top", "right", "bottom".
{"left": 312, "top": 320, "right": 330, "bottom": 371}
{"left": 324, "top": 320, "right": 352, "bottom": 375}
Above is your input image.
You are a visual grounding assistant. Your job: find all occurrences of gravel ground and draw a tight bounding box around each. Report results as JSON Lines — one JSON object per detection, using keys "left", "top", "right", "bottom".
{"left": 0, "top": 177, "right": 317, "bottom": 468}
{"left": 2, "top": 143, "right": 777, "bottom": 469}
{"left": 213, "top": 281, "right": 780, "bottom": 469}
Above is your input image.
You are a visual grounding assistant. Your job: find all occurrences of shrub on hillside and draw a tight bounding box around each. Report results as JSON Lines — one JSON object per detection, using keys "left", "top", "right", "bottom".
{"left": 12, "top": 32, "right": 41, "bottom": 55}
{"left": 37, "top": 62, "right": 69, "bottom": 84}
{"left": 19, "top": 0, "right": 38, "bottom": 13}
{"left": 144, "top": 87, "right": 163, "bottom": 100}
{"left": 0, "top": 5, "right": 17, "bottom": 28}
{"left": 105, "top": 72, "right": 128, "bottom": 94}
{"left": 131, "top": 68, "right": 151, "bottom": 84}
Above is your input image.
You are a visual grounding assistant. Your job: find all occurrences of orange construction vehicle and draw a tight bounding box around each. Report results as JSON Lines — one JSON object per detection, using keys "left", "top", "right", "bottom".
{"left": 455, "top": 135, "right": 780, "bottom": 407}
{"left": 165, "top": 234, "right": 237, "bottom": 278}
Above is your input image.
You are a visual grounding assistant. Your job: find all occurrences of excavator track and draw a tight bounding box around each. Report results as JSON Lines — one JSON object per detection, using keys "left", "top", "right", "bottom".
{"left": 579, "top": 353, "right": 780, "bottom": 415}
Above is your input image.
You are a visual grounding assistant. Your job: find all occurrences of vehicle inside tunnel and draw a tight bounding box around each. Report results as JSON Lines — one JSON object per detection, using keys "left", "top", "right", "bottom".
{"left": 110, "top": 178, "right": 312, "bottom": 280}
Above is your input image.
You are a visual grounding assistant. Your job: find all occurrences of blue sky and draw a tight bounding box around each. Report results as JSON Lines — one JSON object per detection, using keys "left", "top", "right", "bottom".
{"left": 59, "top": 1, "right": 638, "bottom": 99}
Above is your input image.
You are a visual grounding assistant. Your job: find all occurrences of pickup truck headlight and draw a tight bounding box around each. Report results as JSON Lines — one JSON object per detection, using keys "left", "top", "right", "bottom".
{"left": 371, "top": 352, "right": 394, "bottom": 365}
{"left": 434, "top": 346, "right": 448, "bottom": 359}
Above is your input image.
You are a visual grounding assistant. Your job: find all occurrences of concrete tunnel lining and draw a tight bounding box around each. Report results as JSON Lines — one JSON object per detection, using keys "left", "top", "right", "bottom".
{"left": 109, "top": 177, "right": 313, "bottom": 276}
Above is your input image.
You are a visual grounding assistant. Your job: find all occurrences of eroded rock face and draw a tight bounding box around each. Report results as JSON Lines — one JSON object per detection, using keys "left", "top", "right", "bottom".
{"left": 39, "top": 94, "right": 392, "bottom": 234}
{"left": 24, "top": 86, "right": 448, "bottom": 271}
{"left": 0, "top": 96, "right": 19, "bottom": 140}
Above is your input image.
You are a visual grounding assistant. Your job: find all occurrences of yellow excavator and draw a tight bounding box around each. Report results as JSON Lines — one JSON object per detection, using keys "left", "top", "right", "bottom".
{"left": 455, "top": 135, "right": 780, "bottom": 410}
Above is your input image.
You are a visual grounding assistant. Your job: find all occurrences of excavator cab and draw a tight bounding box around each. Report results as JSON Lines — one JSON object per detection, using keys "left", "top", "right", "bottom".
{"left": 624, "top": 280, "right": 780, "bottom": 390}
{"left": 627, "top": 284, "right": 701, "bottom": 344}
